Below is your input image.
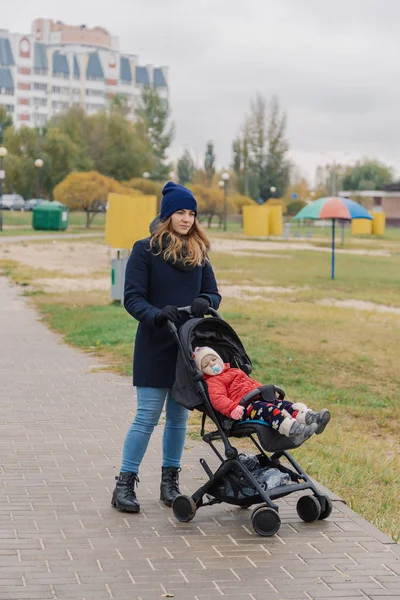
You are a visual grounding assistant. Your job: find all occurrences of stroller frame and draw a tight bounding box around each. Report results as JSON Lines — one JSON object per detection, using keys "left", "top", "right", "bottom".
{"left": 169, "top": 308, "right": 332, "bottom": 537}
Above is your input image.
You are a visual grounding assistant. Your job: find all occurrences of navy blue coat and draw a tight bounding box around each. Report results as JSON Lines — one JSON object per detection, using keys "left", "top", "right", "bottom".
{"left": 124, "top": 238, "right": 221, "bottom": 388}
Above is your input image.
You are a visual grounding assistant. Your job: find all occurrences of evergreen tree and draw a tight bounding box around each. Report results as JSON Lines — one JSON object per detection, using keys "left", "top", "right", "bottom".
{"left": 177, "top": 149, "right": 195, "bottom": 185}
{"left": 233, "top": 94, "right": 291, "bottom": 201}
{"left": 204, "top": 141, "right": 216, "bottom": 186}
{"left": 136, "top": 87, "right": 174, "bottom": 180}
{"left": 232, "top": 138, "right": 241, "bottom": 175}
{"left": 0, "top": 106, "right": 13, "bottom": 144}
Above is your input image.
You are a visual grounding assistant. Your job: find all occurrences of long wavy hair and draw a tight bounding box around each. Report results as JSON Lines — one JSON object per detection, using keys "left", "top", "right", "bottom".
{"left": 150, "top": 217, "right": 210, "bottom": 267}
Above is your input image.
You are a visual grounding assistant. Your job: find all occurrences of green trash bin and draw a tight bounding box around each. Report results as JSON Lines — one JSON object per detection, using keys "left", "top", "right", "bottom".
{"left": 32, "top": 201, "right": 69, "bottom": 231}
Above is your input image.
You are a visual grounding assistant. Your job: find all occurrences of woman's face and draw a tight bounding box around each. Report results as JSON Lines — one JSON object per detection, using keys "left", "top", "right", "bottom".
{"left": 170, "top": 209, "right": 196, "bottom": 235}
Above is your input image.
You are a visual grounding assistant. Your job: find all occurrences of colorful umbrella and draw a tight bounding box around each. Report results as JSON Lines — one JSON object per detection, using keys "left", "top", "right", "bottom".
{"left": 293, "top": 196, "right": 373, "bottom": 279}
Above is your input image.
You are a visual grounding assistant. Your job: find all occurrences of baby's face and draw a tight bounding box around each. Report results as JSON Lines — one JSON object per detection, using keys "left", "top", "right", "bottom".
{"left": 201, "top": 354, "right": 224, "bottom": 376}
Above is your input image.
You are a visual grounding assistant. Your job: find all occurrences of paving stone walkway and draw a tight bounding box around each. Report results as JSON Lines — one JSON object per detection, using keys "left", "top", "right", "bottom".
{"left": 0, "top": 275, "right": 399, "bottom": 600}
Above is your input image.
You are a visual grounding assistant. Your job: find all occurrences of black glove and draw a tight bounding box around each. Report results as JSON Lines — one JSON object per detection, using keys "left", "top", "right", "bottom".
{"left": 191, "top": 297, "right": 210, "bottom": 318}
{"left": 155, "top": 305, "right": 180, "bottom": 327}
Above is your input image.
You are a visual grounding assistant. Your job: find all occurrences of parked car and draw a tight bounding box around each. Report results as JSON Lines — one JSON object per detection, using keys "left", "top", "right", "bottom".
{"left": 0, "top": 194, "right": 24, "bottom": 210}
{"left": 24, "top": 198, "right": 45, "bottom": 211}
{"left": 0, "top": 194, "right": 25, "bottom": 210}
{"left": 12, "top": 195, "right": 26, "bottom": 211}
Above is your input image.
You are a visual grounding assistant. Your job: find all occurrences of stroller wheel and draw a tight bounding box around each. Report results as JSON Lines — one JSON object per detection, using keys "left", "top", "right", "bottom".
{"left": 296, "top": 495, "right": 321, "bottom": 523}
{"left": 251, "top": 506, "right": 281, "bottom": 537}
{"left": 316, "top": 495, "right": 333, "bottom": 520}
{"left": 172, "top": 495, "right": 197, "bottom": 523}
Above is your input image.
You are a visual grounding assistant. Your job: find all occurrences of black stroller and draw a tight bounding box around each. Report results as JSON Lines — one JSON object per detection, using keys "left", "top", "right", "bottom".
{"left": 168, "top": 308, "right": 332, "bottom": 537}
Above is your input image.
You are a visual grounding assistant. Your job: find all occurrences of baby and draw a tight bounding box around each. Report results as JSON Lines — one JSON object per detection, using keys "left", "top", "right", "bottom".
{"left": 193, "top": 346, "right": 330, "bottom": 446}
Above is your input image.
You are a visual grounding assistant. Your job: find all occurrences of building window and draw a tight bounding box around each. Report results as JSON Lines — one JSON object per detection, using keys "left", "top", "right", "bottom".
{"left": 18, "top": 67, "right": 31, "bottom": 75}
{"left": 33, "top": 97, "right": 47, "bottom": 107}
{"left": 34, "top": 68, "right": 48, "bottom": 76}
{"left": 86, "top": 89, "right": 104, "bottom": 97}
{"left": 0, "top": 88, "right": 14, "bottom": 95}
{"left": 34, "top": 83, "right": 47, "bottom": 91}
{"left": 52, "top": 101, "right": 69, "bottom": 109}
{"left": 18, "top": 83, "right": 31, "bottom": 91}
{"left": 18, "top": 114, "right": 30, "bottom": 121}
{"left": 52, "top": 86, "right": 69, "bottom": 94}
{"left": 85, "top": 103, "right": 103, "bottom": 111}
{"left": 4, "top": 104, "right": 14, "bottom": 113}
{"left": 18, "top": 98, "right": 30, "bottom": 105}
{"left": 53, "top": 72, "right": 69, "bottom": 79}
{"left": 87, "top": 75, "right": 103, "bottom": 81}
{"left": 33, "top": 113, "right": 47, "bottom": 125}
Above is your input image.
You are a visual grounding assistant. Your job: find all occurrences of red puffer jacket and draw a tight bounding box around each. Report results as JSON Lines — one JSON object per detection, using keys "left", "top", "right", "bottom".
{"left": 204, "top": 363, "right": 263, "bottom": 418}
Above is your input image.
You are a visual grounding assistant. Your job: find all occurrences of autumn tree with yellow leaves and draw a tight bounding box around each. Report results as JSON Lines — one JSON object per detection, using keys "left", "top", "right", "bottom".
{"left": 53, "top": 171, "right": 139, "bottom": 228}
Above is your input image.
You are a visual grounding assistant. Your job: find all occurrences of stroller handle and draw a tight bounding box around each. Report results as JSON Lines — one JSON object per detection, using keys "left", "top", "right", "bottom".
{"left": 177, "top": 306, "right": 221, "bottom": 319}
{"left": 167, "top": 305, "right": 221, "bottom": 332}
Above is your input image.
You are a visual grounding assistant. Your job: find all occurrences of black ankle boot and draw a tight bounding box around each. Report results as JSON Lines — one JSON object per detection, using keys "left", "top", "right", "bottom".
{"left": 111, "top": 472, "right": 140, "bottom": 512}
{"left": 160, "top": 467, "right": 181, "bottom": 507}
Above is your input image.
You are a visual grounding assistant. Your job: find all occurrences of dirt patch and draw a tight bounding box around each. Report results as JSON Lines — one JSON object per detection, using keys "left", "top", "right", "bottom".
{"left": 36, "top": 277, "right": 110, "bottom": 293}
{"left": 220, "top": 284, "right": 307, "bottom": 300}
{"left": 317, "top": 298, "right": 400, "bottom": 316}
{"left": 217, "top": 250, "right": 293, "bottom": 259}
{"left": 0, "top": 242, "right": 110, "bottom": 275}
{"left": 211, "top": 238, "right": 391, "bottom": 257}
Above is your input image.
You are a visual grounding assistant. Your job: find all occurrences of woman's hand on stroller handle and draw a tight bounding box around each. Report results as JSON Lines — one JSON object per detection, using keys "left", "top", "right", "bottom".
{"left": 166, "top": 305, "right": 221, "bottom": 334}
{"left": 175, "top": 306, "right": 221, "bottom": 318}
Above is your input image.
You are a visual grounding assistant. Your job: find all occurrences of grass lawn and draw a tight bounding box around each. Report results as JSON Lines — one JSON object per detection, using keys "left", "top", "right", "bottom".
{"left": 1, "top": 233, "right": 399, "bottom": 542}
{"left": 0, "top": 210, "right": 105, "bottom": 235}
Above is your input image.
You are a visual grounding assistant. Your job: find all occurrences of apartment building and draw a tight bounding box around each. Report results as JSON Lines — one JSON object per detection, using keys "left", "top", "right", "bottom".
{"left": 0, "top": 18, "right": 168, "bottom": 127}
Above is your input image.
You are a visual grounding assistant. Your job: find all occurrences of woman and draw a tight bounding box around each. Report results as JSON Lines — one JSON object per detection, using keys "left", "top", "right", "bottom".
{"left": 112, "top": 181, "right": 221, "bottom": 512}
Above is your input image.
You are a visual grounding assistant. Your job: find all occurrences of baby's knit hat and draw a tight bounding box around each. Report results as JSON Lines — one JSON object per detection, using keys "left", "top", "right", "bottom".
{"left": 193, "top": 346, "right": 222, "bottom": 371}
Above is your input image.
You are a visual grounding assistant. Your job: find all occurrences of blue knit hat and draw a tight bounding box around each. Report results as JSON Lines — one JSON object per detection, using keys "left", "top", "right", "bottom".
{"left": 160, "top": 182, "right": 197, "bottom": 221}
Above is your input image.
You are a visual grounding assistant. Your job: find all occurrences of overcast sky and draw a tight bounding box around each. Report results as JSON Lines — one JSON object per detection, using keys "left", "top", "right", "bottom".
{"left": 4, "top": 0, "right": 400, "bottom": 182}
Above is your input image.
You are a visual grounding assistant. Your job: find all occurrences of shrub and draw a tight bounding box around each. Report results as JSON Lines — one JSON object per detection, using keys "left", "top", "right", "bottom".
{"left": 124, "top": 177, "right": 163, "bottom": 198}
{"left": 286, "top": 199, "right": 307, "bottom": 216}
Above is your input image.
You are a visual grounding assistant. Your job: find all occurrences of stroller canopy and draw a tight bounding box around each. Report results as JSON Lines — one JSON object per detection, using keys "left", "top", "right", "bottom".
{"left": 172, "top": 316, "right": 252, "bottom": 410}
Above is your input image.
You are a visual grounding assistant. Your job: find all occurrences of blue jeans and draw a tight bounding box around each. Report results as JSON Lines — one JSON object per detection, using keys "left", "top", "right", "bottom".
{"left": 120, "top": 387, "right": 188, "bottom": 474}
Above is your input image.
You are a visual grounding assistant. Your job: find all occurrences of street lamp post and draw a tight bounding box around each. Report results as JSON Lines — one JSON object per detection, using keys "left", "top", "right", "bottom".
{"left": 270, "top": 186, "right": 276, "bottom": 196}
{"left": 0, "top": 146, "right": 8, "bottom": 233}
{"left": 34, "top": 158, "right": 44, "bottom": 199}
{"left": 219, "top": 172, "right": 230, "bottom": 231}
